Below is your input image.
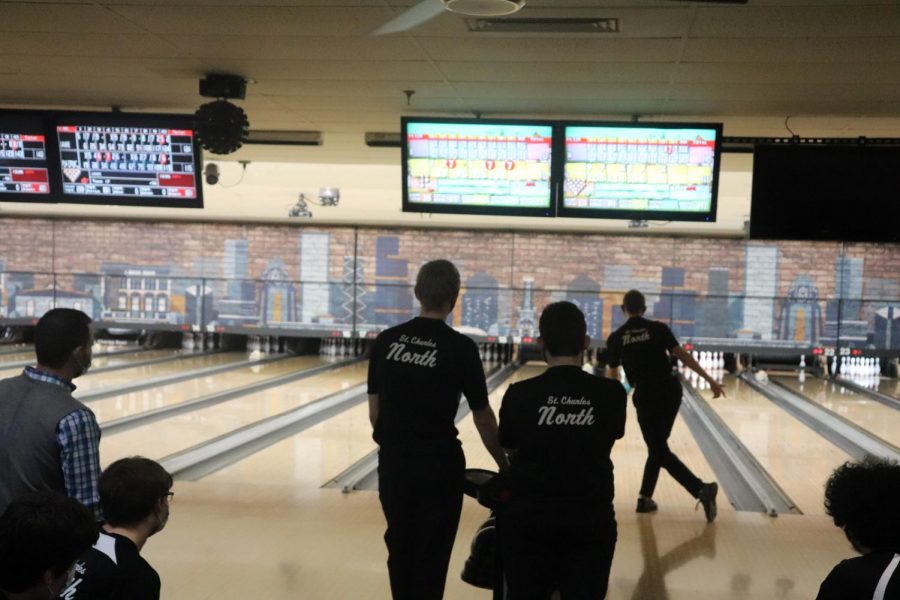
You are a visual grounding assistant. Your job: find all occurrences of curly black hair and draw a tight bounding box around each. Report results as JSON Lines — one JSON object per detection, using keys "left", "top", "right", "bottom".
{"left": 824, "top": 455, "right": 900, "bottom": 553}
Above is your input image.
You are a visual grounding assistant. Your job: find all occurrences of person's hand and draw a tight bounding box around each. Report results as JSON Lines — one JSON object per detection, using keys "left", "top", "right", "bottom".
{"left": 709, "top": 380, "right": 726, "bottom": 399}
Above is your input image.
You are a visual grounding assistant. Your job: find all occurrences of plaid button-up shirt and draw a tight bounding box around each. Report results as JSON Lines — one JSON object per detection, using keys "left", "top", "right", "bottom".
{"left": 24, "top": 366, "right": 102, "bottom": 520}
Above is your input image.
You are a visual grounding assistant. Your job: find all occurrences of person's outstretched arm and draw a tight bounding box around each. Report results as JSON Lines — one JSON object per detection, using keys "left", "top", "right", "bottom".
{"left": 472, "top": 406, "right": 509, "bottom": 472}
{"left": 671, "top": 346, "right": 725, "bottom": 398}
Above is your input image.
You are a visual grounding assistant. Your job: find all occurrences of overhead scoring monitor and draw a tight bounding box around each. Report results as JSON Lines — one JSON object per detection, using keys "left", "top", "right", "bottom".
{"left": 558, "top": 122, "right": 722, "bottom": 222}
{"left": 54, "top": 112, "right": 203, "bottom": 209}
{"left": 402, "top": 117, "right": 556, "bottom": 217}
{"left": 0, "top": 112, "right": 52, "bottom": 201}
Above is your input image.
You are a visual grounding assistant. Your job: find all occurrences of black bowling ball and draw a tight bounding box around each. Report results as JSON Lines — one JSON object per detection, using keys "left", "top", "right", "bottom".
{"left": 461, "top": 518, "right": 497, "bottom": 589}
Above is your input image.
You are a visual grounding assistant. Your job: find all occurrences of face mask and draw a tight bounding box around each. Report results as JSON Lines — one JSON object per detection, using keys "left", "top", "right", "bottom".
{"left": 73, "top": 351, "right": 92, "bottom": 377}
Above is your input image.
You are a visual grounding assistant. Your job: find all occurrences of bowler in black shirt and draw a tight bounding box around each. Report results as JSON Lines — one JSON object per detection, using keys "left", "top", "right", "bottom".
{"left": 606, "top": 289, "right": 723, "bottom": 522}
{"left": 368, "top": 259, "right": 507, "bottom": 600}
{"left": 499, "top": 301, "right": 626, "bottom": 599}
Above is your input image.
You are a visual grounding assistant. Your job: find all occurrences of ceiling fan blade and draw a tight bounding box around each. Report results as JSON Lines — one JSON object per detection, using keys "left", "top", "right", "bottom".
{"left": 372, "top": 0, "right": 447, "bottom": 35}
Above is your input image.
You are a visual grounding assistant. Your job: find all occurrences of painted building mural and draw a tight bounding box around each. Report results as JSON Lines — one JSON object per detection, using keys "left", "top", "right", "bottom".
{"left": 0, "top": 217, "right": 898, "bottom": 350}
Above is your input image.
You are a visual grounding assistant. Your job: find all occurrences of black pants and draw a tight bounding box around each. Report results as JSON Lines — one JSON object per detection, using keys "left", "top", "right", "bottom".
{"left": 378, "top": 447, "right": 465, "bottom": 600}
{"left": 500, "top": 497, "right": 617, "bottom": 600}
{"left": 633, "top": 377, "right": 703, "bottom": 499}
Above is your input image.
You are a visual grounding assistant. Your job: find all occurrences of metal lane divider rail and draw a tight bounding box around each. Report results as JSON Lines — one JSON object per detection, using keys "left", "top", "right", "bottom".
{"left": 741, "top": 372, "right": 900, "bottom": 463}
{"left": 160, "top": 382, "right": 370, "bottom": 481}
{"left": 75, "top": 352, "right": 296, "bottom": 403}
{"left": 87, "top": 349, "right": 221, "bottom": 375}
{"left": 0, "top": 346, "right": 151, "bottom": 371}
{"left": 833, "top": 376, "right": 900, "bottom": 412}
{"left": 679, "top": 375, "right": 800, "bottom": 516}
{"left": 323, "top": 361, "right": 521, "bottom": 493}
{"left": 102, "top": 356, "right": 364, "bottom": 435}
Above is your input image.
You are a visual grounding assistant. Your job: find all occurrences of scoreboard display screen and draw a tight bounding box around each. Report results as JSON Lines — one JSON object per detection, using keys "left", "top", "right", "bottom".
{"left": 55, "top": 114, "right": 202, "bottom": 208}
{"left": 0, "top": 113, "right": 52, "bottom": 201}
{"left": 402, "top": 117, "right": 556, "bottom": 217}
{"left": 558, "top": 122, "right": 722, "bottom": 222}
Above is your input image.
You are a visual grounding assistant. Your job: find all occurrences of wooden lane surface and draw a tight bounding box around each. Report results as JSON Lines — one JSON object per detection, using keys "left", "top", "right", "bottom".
{"left": 90, "top": 355, "right": 330, "bottom": 424}
{"left": 695, "top": 374, "right": 852, "bottom": 516}
{"left": 73, "top": 352, "right": 247, "bottom": 393}
{"left": 100, "top": 360, "right": 368, "bottom": 469}
{"left": 135, "top": 363, "right": 854, "bottom": 600}
{"left": 193, "top": 362, "right": 377, "bottom": 500}
{"left": 774, "top": 375, "right": 900, "bottom": 443}
{"left": 877, "top": 377, "right": 900, "bottom": 399}
{"left": 0, "top": 344, "right": 153, "bottom": 374}
{"left": 0, "top": 349, "right": 37, "bottom": 365}
{"left": 135, "top": 360, "right": 852, "bottom": 600}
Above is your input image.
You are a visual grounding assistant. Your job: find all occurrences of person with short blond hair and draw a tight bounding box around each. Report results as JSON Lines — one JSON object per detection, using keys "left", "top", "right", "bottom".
{"left": 368, "top": 259, "right": 507, "bottom": 600}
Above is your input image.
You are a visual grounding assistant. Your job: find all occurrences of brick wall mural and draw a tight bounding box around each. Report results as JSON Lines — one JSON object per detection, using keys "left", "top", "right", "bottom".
{"left": 0, "top": 217, "right": 898, "bottom": 350}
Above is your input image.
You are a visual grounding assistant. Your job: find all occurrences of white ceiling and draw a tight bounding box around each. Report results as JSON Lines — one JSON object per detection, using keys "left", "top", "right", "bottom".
{"left": 2, "top": 0, "right": 900, "bottom": 164}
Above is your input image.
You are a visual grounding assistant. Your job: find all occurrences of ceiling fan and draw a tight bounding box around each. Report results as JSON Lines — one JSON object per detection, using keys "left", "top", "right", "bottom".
{"left": 373, "top": 0, "right": 749, "bottom": 35}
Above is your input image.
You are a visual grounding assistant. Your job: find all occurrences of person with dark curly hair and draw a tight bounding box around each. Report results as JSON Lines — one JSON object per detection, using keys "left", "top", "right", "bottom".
{"left": 817, "top": 456, "right": 900, "bottom": 600}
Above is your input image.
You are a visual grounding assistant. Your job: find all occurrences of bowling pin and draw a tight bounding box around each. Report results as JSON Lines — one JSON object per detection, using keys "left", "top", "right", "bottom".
{"left": 799, "top": 355, "right": 806, "bottom": 369}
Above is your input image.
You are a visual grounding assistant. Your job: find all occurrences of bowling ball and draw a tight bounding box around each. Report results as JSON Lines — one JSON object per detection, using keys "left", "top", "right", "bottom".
{"left": 463, "top": 468, "right": 497, "bottom": 499}
{"left": 477, "top": 473, "right": 513, "bottom": 509}
{"left": 461, "top": 520, "right": 497, "bottom": 589}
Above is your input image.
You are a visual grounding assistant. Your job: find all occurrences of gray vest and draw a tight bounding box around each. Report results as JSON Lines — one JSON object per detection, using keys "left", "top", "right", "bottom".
{"left": 0, "top": 373, "right": 91, "bottom": 512}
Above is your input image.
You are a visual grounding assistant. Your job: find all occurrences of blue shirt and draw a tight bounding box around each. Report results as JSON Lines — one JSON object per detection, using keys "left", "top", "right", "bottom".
{"left": 24, "top": 367, "right": 102, "bottom": 520}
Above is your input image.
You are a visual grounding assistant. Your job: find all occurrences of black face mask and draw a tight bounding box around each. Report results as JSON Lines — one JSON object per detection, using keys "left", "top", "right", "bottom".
{"left": 73, "top": 351, "right": 92, "bottom": 378}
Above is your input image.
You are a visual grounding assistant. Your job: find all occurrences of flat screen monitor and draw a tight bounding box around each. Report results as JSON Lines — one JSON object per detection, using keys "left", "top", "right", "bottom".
{"left": 402, "top": 117, "right": 556, "bottom": 217}
{"left": 750, "top": 144, "right": 900, "bottom": 242}
{"left": 53, "top": 112, "right": 203, "bottom": 208}
{"left": 0, "top": 112, "right": 53, "bottom": 202}
{"left": 557, "top": 122, "right": 722, "bottom": 222}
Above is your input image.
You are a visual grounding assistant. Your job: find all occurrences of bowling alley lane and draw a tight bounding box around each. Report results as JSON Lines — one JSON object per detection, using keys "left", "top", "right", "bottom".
{"left": 73, "top": 351, "right": 248, "bottom": 393}
{"left": 90, "top": 354, "right": 332, "bottom": 423}
{"left": 100, "top": 360, "right": 369, "bottom": 468}
{"left": 877, "top": 376, "right": 900, "bottom": 399}
{"left": 0, "top": 349, "right": 38, "bottom": 364}
{"left": 774, "top": 374, "right": 900, "bottom": 443}
{"left": 0, "top": 346, "right": 176, "bottom": 378}
{"left": 695, "top": 374, "right": 852, "bottom": 516}
{"left": 198, "top": 360, "right": 522, "bottom": 500}
{"left": 0, "top": 345, "right": 132, "bottom": 373}
{"left": 87, "top": 348, "right": 177, "bottom": 369}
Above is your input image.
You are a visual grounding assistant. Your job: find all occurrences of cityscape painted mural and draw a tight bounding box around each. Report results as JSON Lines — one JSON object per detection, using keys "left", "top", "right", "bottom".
{"left": 0, "top": 217, "right": 898, "bottom": 350}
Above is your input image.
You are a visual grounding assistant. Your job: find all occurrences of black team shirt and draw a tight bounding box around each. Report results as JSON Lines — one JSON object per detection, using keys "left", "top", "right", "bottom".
{"left": 60, "top": 531, "right": 160, "bottom": 600}
{"left": 606, "top": 315, "right": 679, "bottom": 387}
{"left": 499, "top": 366, "right": 627, "bottom": 502}
{"left": 816, "top": 551, "right": 900, "bottom": 600}
{"left": 368, "top": 317, "right": 489, "bottom": 451}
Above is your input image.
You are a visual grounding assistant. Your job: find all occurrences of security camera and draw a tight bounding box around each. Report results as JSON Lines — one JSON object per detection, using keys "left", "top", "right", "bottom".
{"left": 204, "top": 163, "right": 220, "bottom": 185}
{"left": 318, "top": 187, "right": 340, "bottom": 206}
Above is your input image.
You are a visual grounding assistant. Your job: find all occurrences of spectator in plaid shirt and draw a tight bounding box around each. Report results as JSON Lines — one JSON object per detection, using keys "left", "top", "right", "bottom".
{"left": 0, "top": 308, "right": 102, "bottom": 520}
